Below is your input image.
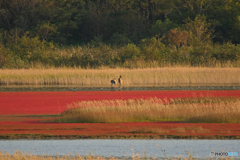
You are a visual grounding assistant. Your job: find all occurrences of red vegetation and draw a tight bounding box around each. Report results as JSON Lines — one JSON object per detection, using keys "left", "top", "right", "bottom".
{"left": 0, "top": 90, "right": 240, "bottom": 139}
{"left": 1, "top": 120, "right": 240, "bottom": 139}
{"left": 1, "top": 90, "right": 240, "bottom": 115}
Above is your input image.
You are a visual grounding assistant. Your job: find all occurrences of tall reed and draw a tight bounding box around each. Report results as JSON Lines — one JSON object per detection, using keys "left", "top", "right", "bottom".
{"left": 0, "top": 150, "right": 206, "bottom": 160}
{"left": 60, "top": 97, "right": 240, "bottom": 123}
{"left": 0, "top": 67, "right": 239, "bottom": 87}
{"left": 0, "top": 151, "right": 118, "bottom": 160}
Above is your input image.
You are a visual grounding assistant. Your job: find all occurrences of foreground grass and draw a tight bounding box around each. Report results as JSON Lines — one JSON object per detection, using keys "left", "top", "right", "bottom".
{"left": 0, "top": 151, "right": 120, "bottom": 160}
{"left": 60, "top": 97, "right": 240, "bottom": 123}
{"left": 0, "top": 67, "right": 239, "bottom": 87}
{"left": 0, "top": 151, "right": 236, "bottom": 160}
{"left": 0, "top": 151, "right": 144, "bottom": 160}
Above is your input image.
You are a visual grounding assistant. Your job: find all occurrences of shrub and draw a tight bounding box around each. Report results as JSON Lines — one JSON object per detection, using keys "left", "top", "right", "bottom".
{"left": 212, "top": 43, "right": 240, "bottom": 63}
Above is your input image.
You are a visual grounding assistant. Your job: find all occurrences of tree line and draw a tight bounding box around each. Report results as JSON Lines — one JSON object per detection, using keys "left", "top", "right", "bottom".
{"left": 0, "top": 0, "right": 240, "bottom": 68}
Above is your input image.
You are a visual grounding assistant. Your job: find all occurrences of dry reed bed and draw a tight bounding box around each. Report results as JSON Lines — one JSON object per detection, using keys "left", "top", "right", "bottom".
{"left": 60, "top": 97, "right": 240, "bottom": 123}
{"left": 0, "top": 151, "right": 215, "bottom": 160}
{"left": 2, "top": 150, "right": 236, "bottom": 160}
{"left": 0, "top": 151, "right": 125, "bottom": 160}
{"left": 0, "top": 67, "right": 239, "bottom": 86}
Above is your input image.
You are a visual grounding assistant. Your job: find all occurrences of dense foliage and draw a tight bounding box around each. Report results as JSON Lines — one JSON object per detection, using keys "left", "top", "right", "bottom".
{"left": 0, "top": 0, "right": 240, "bottom": 68}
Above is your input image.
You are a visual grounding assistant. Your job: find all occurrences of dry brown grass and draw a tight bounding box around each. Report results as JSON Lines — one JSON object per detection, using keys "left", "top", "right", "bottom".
{"left": 60, "top": 97, "right": 240, "bottom": 123}
{"left": 0, "top": 67, "right": 239, "bottom": 87}
{"left": 1, "top": 150, "right": 235, "bottom": 160}
{"left": 0, "top": 151, "right": 119, "bottom": 160}
{"left": 0, "top": 150, "right": 237, "bottom": 160}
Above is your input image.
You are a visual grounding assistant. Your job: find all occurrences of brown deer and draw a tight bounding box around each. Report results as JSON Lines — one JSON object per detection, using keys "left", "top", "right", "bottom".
{"left": 118, "top": 75, "right": 123, "bottom": 88}
{"left": 110, "top": 78, "right": 117, "bottom": 87}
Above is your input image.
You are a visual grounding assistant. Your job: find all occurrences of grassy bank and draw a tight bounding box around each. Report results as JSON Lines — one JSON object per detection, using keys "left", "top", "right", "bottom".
{"left": 0, "top": 67, "right": 239, "bottom": 87}
{"left": 60, "top": 97, "right": 240, "bottom": 123}
{"left": 0, "top": 150, "right": 219, "bottom": 160}
{"left": 1, "top": 151, "right": 121, "bottom": 160}
{"left": 0, "top": 151, "right": 159, "bottom": 160}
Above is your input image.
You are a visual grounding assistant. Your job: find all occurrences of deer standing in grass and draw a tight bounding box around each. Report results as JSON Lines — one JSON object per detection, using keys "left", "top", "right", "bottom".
{"left": 118, "top": 75, "right": 123, "bottom": 89}
{"left": 110, "top": 75, "right": 123, "bottom": 89}
{"left": 110, "top": 78, "right": 117, "bottom": 87}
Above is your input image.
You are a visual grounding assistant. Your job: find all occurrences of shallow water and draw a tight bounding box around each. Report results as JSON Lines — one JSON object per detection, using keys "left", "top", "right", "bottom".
{"left": 0, "top": 139, "right": 239, "bottom": 159}
{"left": 0, "top": 85, "right": 239, "bottom": 92}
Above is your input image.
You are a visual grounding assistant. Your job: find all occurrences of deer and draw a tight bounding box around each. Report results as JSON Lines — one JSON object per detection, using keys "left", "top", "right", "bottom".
{"left": 118, "top": 75, "right": 123, "bottom": 89}
{"left": 110, "top": 78, "right": 117, "bottom": 87}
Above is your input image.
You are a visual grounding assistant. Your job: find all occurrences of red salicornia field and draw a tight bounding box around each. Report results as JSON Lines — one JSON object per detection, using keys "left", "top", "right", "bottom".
{"left": 0, "top": 90, "right": 240, "bottom": 139}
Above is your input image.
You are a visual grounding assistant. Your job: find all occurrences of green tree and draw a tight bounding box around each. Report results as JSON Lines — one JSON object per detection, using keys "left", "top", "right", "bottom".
{"left": 140, "top": 37, "right": 167, "bottom": 63}
{"left": 183, "top": 15, "right": 213, "bottom": 46}
{"left": 150, "top": 19, "right": 178, "bottom": 38}
{"left": 0, "top": 0, "right": 56, "bottom": 35}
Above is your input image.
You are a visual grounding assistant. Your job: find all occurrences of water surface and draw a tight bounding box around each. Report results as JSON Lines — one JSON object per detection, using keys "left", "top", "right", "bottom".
{"left": 0, "top": 139, "right": 239, "bottom": 159}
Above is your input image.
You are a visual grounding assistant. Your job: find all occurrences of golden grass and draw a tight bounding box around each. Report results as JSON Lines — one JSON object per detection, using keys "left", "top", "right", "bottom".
{"left": 0, "top": 151, "right": 118, "bottom": 160}
{"left": 0, "top": 150, "right": 235, "bottom": 160}
{"left": 0, "top": 67, "right": 239, "bottom": 87}
{"left": 60, "top": 97, "right": 240, "bottom": 123}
